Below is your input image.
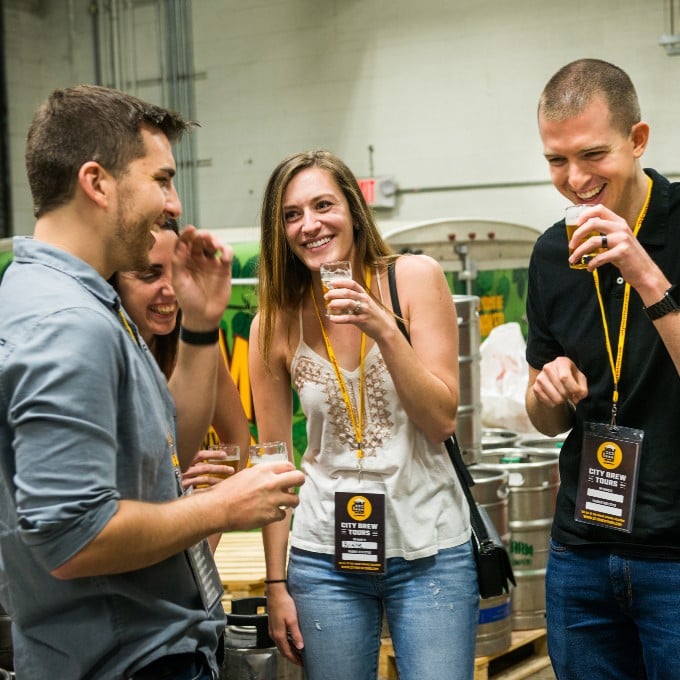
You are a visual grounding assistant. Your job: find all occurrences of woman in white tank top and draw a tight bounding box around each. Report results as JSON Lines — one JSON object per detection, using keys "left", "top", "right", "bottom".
{"left": 249, "top": 150, "right": 479, "bottom": 680}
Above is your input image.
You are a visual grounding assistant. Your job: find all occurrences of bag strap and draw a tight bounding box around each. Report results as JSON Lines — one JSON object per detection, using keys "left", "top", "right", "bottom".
{"left": 444, "top": 437, "right": 492, "bottom": 545}
{"left": 387, "top": 259, "right": 409, "bottom": 340}
{"left": 386, "top": 259, "right": 491, "bottom": 544}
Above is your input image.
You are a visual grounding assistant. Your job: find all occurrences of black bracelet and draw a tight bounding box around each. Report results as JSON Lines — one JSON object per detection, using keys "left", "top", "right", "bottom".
{"left": 179, "top": 326, "right": 220, "bottom": 345}
{"left": 264, "top": 578, "right": 287, "bottom": 585}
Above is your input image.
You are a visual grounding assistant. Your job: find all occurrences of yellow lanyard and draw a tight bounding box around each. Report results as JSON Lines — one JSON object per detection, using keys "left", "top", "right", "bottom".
{"left": 311, "top": 267, "right": 371, "bottom": 463}
{"left": 592, "top": 176, "right": 653, "bottom": 425}
{"left": 118, "top": 309, "right": 139, "bottom": 346}
{"left": 119, "top": 308, "right": 180, "bottom": 469}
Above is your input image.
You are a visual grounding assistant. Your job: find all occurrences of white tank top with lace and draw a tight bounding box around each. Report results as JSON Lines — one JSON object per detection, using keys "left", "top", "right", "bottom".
{"left": 289, "top": 278, "right": 470, "bottom": 560}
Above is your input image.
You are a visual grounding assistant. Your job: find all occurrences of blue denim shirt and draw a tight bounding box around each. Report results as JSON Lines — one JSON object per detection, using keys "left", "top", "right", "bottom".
{"left": 0, "top": 238, "right": 223, "bottom": 679}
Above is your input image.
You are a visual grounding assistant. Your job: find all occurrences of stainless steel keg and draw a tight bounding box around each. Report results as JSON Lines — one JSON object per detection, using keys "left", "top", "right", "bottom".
{"left": 453, "top": 295, "right": 482, "bottom": 465}
{"left": 479, "top": 448, "right": 560, "bottom": 629}
{"left": 221, "top": 597, "right": 304, "bottom": 680}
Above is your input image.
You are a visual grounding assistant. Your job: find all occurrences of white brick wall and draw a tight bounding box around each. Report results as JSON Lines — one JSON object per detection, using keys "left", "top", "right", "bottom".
{"left": 4, "top": 0, "right": 95, "bottom": 235}
{"left": 4, "top": 0, "right": 680, "bottom": 238}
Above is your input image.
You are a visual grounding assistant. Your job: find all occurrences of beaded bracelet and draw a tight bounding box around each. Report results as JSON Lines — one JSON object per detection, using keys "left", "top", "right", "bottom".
{"left": 264, "top": 579, "right": 287, "bottom": 584}
{"left": 179, "top": 326, "right": 220, "bottom": 345}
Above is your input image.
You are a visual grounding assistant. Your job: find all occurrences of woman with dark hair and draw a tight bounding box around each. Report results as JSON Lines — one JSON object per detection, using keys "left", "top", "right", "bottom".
{"left": 113, "top": 220, "right": 250, "bottom": 496}
{"left": 249, "top": 150, "right": 478, "bottom": 680}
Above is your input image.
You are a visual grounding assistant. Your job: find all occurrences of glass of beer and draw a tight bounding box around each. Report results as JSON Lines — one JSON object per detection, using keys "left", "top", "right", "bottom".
{"left": 565, "top": 204, "right": 604, "bottom": 269}
{"left": 320, "top": 260, "right": 352, "bottom": 314}
{"left": 206, "top": 443, "right": 241, "bottom": 478}
{"left": 249, "top": 441, "right": 288, "bottom": 465}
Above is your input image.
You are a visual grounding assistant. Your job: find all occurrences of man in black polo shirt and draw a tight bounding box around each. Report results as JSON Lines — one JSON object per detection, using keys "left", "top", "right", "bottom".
{"left": 525, "top": 58, "right": 680, "bottom": 679}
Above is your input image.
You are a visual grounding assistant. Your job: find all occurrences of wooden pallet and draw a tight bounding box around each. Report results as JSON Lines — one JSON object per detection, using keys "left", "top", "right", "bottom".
{"left": 378, "top": 637, "right": 397, "bottom": 680}
{"left": 212, "top": 531, "right": 268, "bottom": 609}
{"left": 475, "top": 628, "right": 549, "bottom": 680}
{"left": 379, "top": 629, "right": 550, "bottom": 680}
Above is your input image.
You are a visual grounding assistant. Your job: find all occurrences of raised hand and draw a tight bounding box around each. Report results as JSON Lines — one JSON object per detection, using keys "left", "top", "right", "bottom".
{"left": 172, "top": 225, "right": 234, "bottom": 330}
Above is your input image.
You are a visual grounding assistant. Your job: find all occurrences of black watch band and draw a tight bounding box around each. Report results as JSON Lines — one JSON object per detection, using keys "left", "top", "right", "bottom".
{"left": 643, "top": 285, "right": 680, "bottom": 321}
{"left": 179, "top": 326, "right": 220, "bottom": 345}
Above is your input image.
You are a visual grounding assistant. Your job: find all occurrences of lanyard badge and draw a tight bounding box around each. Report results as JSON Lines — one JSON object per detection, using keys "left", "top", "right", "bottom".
{"left": 312, "top": 266, "right": 387, "bottom": 574}
{"left": 173, "top": 437, "right": 224, "bottom": 612}
{"left": 575, "top": 422, "right": 643, "bottom": 533}
{"left": 334, "top": 491, "right": 386, "bottom": 574}
{"left": 574, "top": 177, "right": 652, "bottom": 534}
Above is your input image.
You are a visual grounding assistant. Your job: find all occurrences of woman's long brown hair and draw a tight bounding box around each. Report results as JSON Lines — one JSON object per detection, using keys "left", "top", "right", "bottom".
{"left": 256, "top": 150, "right": 394, "bottom": 366}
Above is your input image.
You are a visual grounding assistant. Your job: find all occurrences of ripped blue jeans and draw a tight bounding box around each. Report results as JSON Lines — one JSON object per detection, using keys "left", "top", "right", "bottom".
{"left": 287, "top": 543, "right": 479, "bottom": 680}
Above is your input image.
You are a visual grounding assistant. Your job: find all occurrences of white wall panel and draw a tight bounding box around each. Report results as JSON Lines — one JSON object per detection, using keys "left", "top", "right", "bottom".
{"left": 4, "top": 0, "right": 95, "bottom": 235}
{"left": 4, "top": 0, "right": 680, "bottom": 237}
{"left": 191, "top": 0, "right": 680, "bottom": 234}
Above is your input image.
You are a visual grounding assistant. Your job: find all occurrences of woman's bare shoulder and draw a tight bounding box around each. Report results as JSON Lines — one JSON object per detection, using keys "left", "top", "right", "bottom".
{"left": 393, "top": 253, "right": 447, "bottom": 284}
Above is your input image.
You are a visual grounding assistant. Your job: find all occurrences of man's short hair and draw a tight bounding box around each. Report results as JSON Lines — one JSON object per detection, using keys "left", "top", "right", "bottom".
{"left": 25, "top": 85, "right": 195, "bottom": 218}
{"left": 538, "top": 58, "right": 641, "bottom": 136}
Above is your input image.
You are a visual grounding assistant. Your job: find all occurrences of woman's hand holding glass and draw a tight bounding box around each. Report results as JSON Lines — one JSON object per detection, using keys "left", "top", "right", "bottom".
{"left": 181, "top": 443, "right": 241, "bottom": 490}
{"left": 320, "top": 261, "right": 356, "bottom": 317}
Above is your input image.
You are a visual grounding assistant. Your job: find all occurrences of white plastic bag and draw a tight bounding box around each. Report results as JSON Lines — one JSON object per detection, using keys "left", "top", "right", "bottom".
{"left": 479, "top": 322, "right": 538, "bottom": 434}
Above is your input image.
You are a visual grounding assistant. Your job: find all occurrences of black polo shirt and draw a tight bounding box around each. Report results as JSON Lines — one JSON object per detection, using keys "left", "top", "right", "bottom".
{"left": 526, "top": 169, "right": 680, "bottom": 558}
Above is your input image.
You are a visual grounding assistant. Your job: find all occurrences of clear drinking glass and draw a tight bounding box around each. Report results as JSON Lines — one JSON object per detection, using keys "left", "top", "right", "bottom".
{"left": 320, "top": 260, "right": 352, "bottom": 315}
{"left": 249, "top": 441, "right": 288, "bottom": 465}
{"left": 565, "top": 204, "right": 604, "bottom": 269}
{"left": 207, "top": 443, "right": 241, "bottom": 478}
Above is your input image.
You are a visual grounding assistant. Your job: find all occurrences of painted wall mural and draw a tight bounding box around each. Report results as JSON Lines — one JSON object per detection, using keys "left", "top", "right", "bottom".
{"left": 0, "top": 240, "right": 528, "bottom": 467}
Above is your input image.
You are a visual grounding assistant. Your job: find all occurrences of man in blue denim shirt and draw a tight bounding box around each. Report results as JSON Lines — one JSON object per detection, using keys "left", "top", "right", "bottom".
{"left": 0, "top": 85, "right": 304, "bottom": 679}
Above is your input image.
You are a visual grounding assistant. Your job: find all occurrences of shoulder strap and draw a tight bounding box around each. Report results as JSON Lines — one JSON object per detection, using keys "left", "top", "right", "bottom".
{"left": 446, "top": 440, "right": 492, "bottom": 543}
{"left": 387, "top": 259, "right": 490, "bottom": 542}
{"left": 387, "top": 260, "right": 409, "bottom": 340}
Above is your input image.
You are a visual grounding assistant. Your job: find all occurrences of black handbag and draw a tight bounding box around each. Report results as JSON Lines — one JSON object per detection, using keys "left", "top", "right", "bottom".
{"left": 387, "top": 260, "right": 516, "bottom": 598}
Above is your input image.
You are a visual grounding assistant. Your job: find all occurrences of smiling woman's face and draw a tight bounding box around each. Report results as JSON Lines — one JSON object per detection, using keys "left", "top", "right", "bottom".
{"left": 116, "top": 229, "right": 179, "bottom": 343}
{"left": 282, "top": 167, "right": 355, "bottom": 272}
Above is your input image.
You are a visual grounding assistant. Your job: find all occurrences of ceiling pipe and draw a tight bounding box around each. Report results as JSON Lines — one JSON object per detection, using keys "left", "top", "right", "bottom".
{"left": 0, "top": 4, "right": 11, "bottom": 236}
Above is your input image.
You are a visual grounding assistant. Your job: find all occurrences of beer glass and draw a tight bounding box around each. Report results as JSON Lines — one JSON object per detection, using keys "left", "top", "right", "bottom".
{"left": 207, "top": 443, "right": 241, "bottom": 478}
{"left": 249, "top": 441, "right": 288, "bottom": 465}
{"left": 320, "top": 260, "right": 352, "bottom": 314}
{"left": 566, "top": 204, "right": 604, "bottom": 269}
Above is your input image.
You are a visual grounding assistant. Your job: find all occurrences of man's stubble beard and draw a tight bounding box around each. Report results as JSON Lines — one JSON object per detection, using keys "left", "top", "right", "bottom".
{"left": 114, "top": 189, "right": 155, "bottom": 272}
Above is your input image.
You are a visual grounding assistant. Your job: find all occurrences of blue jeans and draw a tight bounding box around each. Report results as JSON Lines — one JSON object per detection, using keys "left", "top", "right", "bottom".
{"left": 287, "top": 543, "right": 479, "bottom": 680}
{"left": 546, "top": 539, "right": 680, "bottom": 680}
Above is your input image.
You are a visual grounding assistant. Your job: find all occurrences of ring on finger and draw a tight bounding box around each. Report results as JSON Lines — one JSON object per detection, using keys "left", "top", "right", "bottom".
{"left": 601, "top": 233, "right": 608, "bottom": 249}
{"left": 354, "top": 301, "right": 362, "bottom": 314}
